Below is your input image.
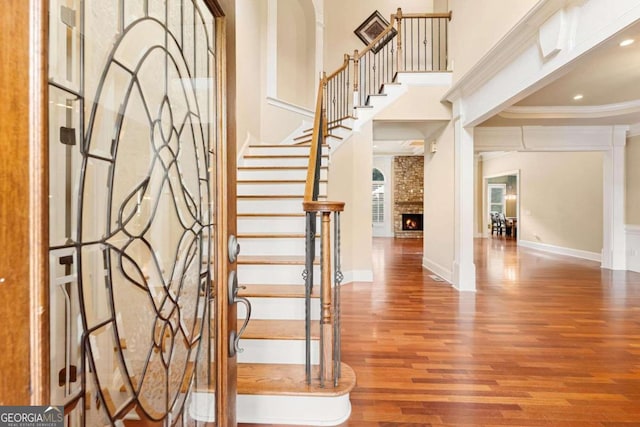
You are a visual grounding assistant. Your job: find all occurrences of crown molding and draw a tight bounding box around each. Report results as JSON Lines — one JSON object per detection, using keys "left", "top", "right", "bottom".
{"left": 498, "top": 99, "right": 640, "bottom": 120}
{"left": 443, "top": 0, "right": 574, "bottom": 103}
{"left": 629, "top": 122, "right": 640, "bottom": 138}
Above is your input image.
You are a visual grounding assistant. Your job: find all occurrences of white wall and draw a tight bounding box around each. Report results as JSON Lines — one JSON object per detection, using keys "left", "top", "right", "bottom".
{"left": 423, "top": 121, "right": 455, "bottom": 281}
{"left": 448, "top": 0, "right": 538, "bottom": 84}
{"left": 328, "top": 124, "right": 374, "bottom": 282}
{"left": 482, "top": 151, "right": 604, "bottom": 257}
{"left": 373, "top": 156, "right": 394, "bottom": 237}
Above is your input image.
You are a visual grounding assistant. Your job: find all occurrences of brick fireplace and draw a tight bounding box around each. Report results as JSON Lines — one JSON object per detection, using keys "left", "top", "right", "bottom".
{"left": 393, "top": 156, "right": 424, "bottom": 238}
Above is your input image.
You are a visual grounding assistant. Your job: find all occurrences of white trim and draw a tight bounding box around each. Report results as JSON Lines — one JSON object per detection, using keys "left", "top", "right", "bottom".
{"left": 443, "top": 0, "right": 640, "bottom": 127}
{"left": 266, "top": 96, "right": 315, "bottom": 118}
{"left": 475, "top": 125, "right": 619, "bottom": 152}
{"left": 237, "top": 394, "right": 352, "bottom": 426}
{"left": 626, "top": 225, "right": 640, "bottom": 235}
{"left": 341, "top": 270, "right": 373, "bottom": 284}
{"left": 602, "top": 128, "right": 627, "bottom": 270}
{"left": 499, "top": 99, "right": 640, "bottom": 120}
{"left": 626, "top": 224, "right": 640, "bottom": 273}
{"left": 422, "top": 257, "right": 452, "bottom": 284}
{"left": 443, "top": 0, "right": 572, "bottom": 102}
{"left": 518, "top": 239, "right": 602, "bottom": 262}
{"left": 479, "top": 151, "right": 511, "bottom": 160}
{"left": 395, "top": 71, "right": 453, "bottom": 86}
{"left": 629, "top": 123, "right": 640, "bottom": 138}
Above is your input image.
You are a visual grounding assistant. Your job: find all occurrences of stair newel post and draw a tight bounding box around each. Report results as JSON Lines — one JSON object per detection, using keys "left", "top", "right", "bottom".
{"left": 396, "top": 8, "right": 403, "bottom": 73}
{"left": 352, "top": 50, "right": 359, "bottom": 115}
{"left": 333, "top": 210, "right": 343, "bottom": 387}
{"left": 320, "top": 210, "right": 333, "bottom": 386}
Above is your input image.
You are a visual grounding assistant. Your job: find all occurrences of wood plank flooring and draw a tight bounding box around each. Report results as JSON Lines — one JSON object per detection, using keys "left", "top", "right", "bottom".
{"left": 241, "top": 237, "right": 640, "bottom": 426}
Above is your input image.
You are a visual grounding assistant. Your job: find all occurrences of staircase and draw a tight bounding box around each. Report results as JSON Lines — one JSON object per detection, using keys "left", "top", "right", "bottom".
{"left": 235, "top": 142, "right": 356, "bottom": 426}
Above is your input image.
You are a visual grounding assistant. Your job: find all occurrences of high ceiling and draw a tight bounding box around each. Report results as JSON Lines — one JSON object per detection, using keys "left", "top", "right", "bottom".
{"left": 480, "top": 19, "right": 640, "bottom": 127}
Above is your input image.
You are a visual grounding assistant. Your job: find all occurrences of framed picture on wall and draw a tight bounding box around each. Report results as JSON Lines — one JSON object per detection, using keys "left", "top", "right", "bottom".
{"left": 354, "top": 10, "right": 397, "bottom": 54}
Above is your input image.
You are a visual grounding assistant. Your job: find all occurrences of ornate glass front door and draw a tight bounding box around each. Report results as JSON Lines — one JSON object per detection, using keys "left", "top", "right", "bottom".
{"left": 48, "top": 1, "right": 222, "bottom": 424}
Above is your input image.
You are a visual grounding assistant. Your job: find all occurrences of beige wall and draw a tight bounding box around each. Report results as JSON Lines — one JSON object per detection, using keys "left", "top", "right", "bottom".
{"left": 277, "top": 0, "right": 315, "bottom": 109}
{"left": 448, "top": 0, "right": 538, "bottom": 83}
{"left": 423, "top": 122, "right": 455, "bottom": 278}
{"left": 627, "top": 135, "right": 640, "bottom": 225}
{"left": 236, "top": 0, "right": 265, "bottom": 145}
{"left": 376, "top": 86, "right": 452, "bottom": 121}
{"left": 482, "top": 151, "right": 604, "bottom": 254}
{"left": 324, "top": 0, "right": 435, "bottom": 72}
{"left": 328, "top": 125, "right": 374, "bottom": 278}
{"left": 236, "top": 0, "right": 316, "bottom": 145}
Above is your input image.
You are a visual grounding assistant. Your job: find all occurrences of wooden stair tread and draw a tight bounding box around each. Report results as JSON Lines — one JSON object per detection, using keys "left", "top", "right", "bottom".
{"left": 237, "top": 179, "right": 327, "bottom": 184}
{"left": 238, "top": 213, "right": 306, "bottom": 217}
{"left": 238, "top": 233, "right": 308, "bottom": 238}
{"left": 243, "top": 154, "right": 328, "bottom": 159}
{"left": 248, "top": 143, "right": 328, "bottom": 148}
{"left": 238, "top": 166, "right": 328, "bottom": 170}
{"left": 237, "top": 194, "right": 326, "bottom": 199}
{"left": 241, "top": 319, "right": 319, "bottom": 340}
{"left": 239, "top": 284, "right": 320, "bottom": 298}
{"left": 237, "top": 363, "right": 356, "bottom": 397}
{"left": 237, "top": 255, "right": 315, "bottom": 265}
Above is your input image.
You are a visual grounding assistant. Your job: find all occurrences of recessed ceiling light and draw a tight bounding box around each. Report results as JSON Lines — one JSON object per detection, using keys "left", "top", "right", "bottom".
{"left": 620, "top": 39, "right": 635, "bottom": 47}
{"left": 573, "top": 94, "right": 584, "bottom": 101}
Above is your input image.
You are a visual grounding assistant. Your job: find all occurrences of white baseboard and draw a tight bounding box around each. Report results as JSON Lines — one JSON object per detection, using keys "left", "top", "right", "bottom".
{"left": 422, "top": 257, "right": 452, "bottom": 284}
{"left": 626, "top": 225, "right": 640, "bottom": 273}
{"left": 518, "top": 240, "right": 602, "bottom": 262}
{"left": 341, "top": 270, "right": 373, "bottom": 283}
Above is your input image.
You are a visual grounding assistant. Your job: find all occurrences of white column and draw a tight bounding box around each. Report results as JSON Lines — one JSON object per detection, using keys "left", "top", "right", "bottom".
{"left": 602, "top": 125, "right": 627, "bottom": 270}
{"left": 453, "top": 101, "right": 477, "bottom": 291}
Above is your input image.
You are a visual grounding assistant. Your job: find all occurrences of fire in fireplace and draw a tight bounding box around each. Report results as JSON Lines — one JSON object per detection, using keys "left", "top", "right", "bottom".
{"left": 402, "top": 213, "right": 423, "bottom": 231}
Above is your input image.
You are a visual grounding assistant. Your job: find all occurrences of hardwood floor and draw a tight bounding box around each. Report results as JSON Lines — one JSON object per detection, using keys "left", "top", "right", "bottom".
{"left": 240, "top": 237, "right": 640, "bottom": 426}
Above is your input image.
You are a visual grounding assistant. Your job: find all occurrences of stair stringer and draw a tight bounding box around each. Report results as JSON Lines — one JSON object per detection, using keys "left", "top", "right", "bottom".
{"left": 329, "top": 71, "right": 454, "bottom": 153}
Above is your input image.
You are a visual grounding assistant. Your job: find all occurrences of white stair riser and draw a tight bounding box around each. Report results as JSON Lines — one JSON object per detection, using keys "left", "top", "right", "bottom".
{"left": 247, "top": 146, "right": 317, "bottom": 156}
{"left": 237, "top": 198, "right": 305, "bottom": 214}
{"left": 237, "top": 394, "right": 352, "bottom": 426}
{"left": 238, "top": 264, "right": 320, "bottom": 285}
{"left": 238, "top": 216, "right": 317, "bottom": 233}
{"left": 242, "top": 156, "right": 328, "bottom": 168}
{"left": 238, "top": 339, "right": 319, "bottom": 365}
{"left": 238, "top": 297, "right": 320, "bottom": 320}
{"left": 238, "top": 237, "right": 319, "bottom": 256}
{"left": 237, "top": 182, "right": 327, "bottom": 196}
{"left": 238, "top": 168, "right": 327, "bottom": 181}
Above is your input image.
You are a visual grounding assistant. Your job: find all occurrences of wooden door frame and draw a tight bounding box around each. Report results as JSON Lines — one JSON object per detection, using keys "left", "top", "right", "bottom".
{"left": 0, "top": 0, "right": 49, "bottom": 405}
{"left": 0, "top": 2, "right": 238, "bottom": 423}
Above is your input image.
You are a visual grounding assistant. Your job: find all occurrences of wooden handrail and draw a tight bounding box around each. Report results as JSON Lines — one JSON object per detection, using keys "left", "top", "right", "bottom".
{"left": 326, "top": 54, "right": 350, "bottom": 81}
{"left": 303, "top": 75, "right": 327, "bottom": 202}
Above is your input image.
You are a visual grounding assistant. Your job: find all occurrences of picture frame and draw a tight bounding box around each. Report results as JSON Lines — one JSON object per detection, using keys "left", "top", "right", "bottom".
{"left": 354, "top": 10, "right": 397, "bottom": 54}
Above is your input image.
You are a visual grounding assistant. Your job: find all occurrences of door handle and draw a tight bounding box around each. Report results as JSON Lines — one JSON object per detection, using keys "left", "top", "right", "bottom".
{"left": 228, "top": 270, "right": 251, "bottom": 357}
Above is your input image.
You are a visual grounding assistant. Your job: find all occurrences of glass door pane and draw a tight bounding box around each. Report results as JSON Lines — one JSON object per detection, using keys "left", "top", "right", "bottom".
{"left": 48, "top": 1, "right": 219, "bottom": 424}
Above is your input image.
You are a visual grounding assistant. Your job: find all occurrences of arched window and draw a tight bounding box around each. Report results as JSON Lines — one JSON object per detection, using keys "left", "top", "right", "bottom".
{"left": 372, "top": 168, "right": 385, "bottom": 223}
